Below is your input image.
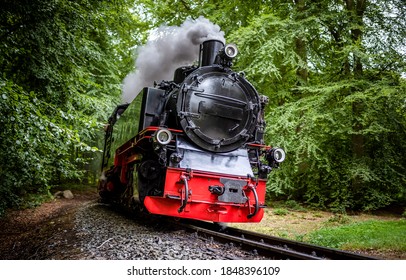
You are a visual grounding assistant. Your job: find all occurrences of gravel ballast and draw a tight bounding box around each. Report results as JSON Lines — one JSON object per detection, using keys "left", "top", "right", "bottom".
{"left": 74, "top": 203, "right": 265, "bottom": 260}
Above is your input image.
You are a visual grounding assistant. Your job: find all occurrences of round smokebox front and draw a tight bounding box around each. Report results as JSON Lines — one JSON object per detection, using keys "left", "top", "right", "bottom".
{"left": 177, "top": 66, "right": 259, "bottom": 152}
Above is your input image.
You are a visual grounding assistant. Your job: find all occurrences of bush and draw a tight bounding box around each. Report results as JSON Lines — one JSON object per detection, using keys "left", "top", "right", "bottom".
{"left": 284, "top": 200, "right": 306, "bottom": 211}
{"left": 0, "top": 79, "right": 82, "bottom": 214}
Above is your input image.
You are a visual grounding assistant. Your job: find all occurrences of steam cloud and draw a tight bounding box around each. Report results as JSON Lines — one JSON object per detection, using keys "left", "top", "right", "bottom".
{"left": 122, "top": 16, "right": 225, "bottom": 103}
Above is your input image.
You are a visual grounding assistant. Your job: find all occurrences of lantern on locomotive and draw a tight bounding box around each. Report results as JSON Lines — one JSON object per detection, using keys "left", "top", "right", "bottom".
{"left": 99, "top": 39, "right": 285, "bottom": 223}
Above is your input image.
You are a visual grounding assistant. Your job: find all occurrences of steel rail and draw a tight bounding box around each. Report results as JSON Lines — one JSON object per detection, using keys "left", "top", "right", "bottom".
{"left": 177, "top": 219, "right": 378, "bottom": 260}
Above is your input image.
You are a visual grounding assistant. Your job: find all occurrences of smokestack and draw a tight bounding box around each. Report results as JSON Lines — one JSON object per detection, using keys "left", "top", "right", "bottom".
{"left": 199, "top": 40, "right": 224, "bottom": 67}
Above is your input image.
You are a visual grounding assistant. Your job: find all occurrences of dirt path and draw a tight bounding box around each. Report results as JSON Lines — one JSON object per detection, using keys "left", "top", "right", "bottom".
{"left": 0, "top": 189, "right": 98, "bottom": 259}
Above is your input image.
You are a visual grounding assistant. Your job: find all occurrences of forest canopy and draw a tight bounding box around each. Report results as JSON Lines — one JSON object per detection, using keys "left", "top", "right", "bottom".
{"left": 1, "top": 0, "right": 405, "bottom": 214}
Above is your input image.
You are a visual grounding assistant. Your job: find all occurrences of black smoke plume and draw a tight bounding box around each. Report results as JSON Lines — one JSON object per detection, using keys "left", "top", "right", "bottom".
{"left": 122, "top": 16, "right": 225, "bottom": 103}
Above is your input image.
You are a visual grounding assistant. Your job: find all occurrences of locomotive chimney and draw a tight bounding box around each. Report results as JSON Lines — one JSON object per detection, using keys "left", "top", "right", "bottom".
{"left": 199, "top": 40, "right": 224, "bottom": 67}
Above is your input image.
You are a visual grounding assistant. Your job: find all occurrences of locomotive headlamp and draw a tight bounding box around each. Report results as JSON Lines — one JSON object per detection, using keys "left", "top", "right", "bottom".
{"left": 224, "top": 44, "right": 238, "bottom": 59}
{"left": 154, "top": 128, "right": 172, "bottom": 145}
{"left": 269, "top": 147, "right": 286, "bottom": 163}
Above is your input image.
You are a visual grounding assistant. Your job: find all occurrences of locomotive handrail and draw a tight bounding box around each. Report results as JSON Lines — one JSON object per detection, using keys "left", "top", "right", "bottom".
{"left": 246, "top": 184, "right": 259, "bottom": 219}
{"left": 194, "top": 92, "right": 247, "bottom": 106}
{"left": 178, "top": 175, "right": 189, "bottom": 213}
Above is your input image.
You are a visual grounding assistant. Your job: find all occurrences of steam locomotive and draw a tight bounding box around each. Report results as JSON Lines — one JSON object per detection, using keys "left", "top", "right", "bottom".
{"left": 98, "top": 39, "right": 285, "bottom": 223}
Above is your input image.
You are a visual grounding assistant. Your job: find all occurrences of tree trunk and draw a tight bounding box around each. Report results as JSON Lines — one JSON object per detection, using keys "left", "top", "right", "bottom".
{"left": 294, "top": 0, "right": 308, "bottom": 85}
{"left": 345, "top": 0, "right": 367, "bottom": 190}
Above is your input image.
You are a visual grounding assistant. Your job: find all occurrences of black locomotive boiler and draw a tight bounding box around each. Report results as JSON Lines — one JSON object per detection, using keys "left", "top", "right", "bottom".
{"left": 99, "top": 39, "right": 285, "bottom": 223}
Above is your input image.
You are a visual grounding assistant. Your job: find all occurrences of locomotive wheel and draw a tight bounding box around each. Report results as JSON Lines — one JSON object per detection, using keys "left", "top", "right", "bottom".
{"left": 138, "top": 160, "right": 162, "bottom": 180}
{"left": 137, "top": 159, "right": 165, "bottom": 202}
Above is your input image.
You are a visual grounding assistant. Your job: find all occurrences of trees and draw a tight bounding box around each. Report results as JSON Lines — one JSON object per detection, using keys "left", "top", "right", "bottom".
{"left": 0, "top": 0, "right": 145, "bottom": 214}
{"left": 257, "top": 0, "right": 406, "bottom": 211}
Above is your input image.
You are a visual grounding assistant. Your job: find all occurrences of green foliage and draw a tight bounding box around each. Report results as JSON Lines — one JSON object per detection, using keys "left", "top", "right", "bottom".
{"left": 0, "top": 78, "right": 82, "bottom": 214}
{"left": 273, "top": 208, "right": 289, "bottom": 216}
{"left": 284, "top": 200, "right": 306, "bottom": 211}
{"left": 135, "top": 0, "right": 262, "bottom": 34}
{"left": 227, "top": 12, "right": 310, "bottom": 104}
{"left": 325, "top": 214, "right": 351, "bottom": 225}
{"left": 305, "top": 220, "right": 406, "bottom": 251}
{"left": 0, "top": 0, "right": 146, "bottom": 215}
{"left": 266, "top": 79, "right": 406, "bottom": 211}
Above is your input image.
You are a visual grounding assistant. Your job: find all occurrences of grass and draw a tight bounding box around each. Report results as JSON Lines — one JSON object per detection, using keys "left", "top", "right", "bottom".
{"left": 273, "top": 208, "right": 289, "bottom": 216}
{"left": 233, "top": 201, "right": 406, "bottom": 258}
{"left": 304, "top": 220, "right": 406, "bottom": 251}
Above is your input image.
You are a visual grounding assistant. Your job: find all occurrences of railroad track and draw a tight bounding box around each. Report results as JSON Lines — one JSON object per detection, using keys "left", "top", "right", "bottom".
{"left": 175, "top": 219, "right": 378, "bottom": 260}
{"left": 107, "top": 201, "right": 378, "bottom": 260}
